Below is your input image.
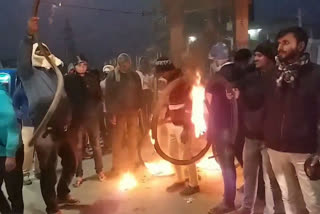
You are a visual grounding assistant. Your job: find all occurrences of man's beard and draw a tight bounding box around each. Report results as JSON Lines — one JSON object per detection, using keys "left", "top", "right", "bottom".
{"left": 278, "top": 49, "right": 301, "bottom": 63}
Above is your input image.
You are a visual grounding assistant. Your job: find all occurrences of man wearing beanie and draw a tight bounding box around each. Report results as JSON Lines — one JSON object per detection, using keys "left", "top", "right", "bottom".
{"left": 228, "top": 41, "right": 284, "bottom": 214}
{"left": 64, "top": 55, "right": 106, "bottom": 187}
{"left": 105, "top": 53, "right": 143, "bottom": 177}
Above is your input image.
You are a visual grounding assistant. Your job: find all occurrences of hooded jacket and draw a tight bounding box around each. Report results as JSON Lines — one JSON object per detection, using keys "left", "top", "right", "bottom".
{"left": 207, "top": 63, "right": 236, "bottom": 132}
{"left": 17, "top": 34, "right": 69, "bottom": 128}
{"left": 206, "top": 62, "right": 246, "bottom": 144}
{"left": 0, "top": 85, "right": 20, "bottom": 157}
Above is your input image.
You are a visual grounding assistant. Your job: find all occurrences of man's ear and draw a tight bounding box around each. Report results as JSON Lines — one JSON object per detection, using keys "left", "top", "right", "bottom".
{"left": 298, "top": 41, "right": 306, "bottom": 52}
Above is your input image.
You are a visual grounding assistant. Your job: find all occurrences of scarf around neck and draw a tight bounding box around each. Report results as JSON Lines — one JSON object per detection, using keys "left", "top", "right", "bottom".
{"left": 276, "top": 53, "right": 310, "bottom": 88}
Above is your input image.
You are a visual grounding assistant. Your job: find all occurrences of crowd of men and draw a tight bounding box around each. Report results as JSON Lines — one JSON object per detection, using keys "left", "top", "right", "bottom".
{"left": 1, "top": 15, "right": 320, "bottom": 214}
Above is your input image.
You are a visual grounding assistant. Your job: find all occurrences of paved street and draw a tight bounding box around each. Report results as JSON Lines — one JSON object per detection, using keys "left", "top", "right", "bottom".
{"left": 17, "top": 154, "right": 265, "bottom": 214}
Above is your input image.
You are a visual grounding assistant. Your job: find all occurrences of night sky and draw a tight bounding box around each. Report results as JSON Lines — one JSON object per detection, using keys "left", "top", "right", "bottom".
{"left": 254, "top": 0, "right": 320, "bottom": 25}
{"left": 0, "top": 0, "right": 158, "bottom": 67}
{"left": 1, "top": 0, "right": 320, "bottom": 67}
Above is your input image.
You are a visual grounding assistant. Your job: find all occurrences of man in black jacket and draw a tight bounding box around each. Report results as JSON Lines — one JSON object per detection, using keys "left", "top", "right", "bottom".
{"left": 105, "top": 53, "right": 143, "bottom": 177}
{"left": 229, "top": 41, "right": 284, "bottom": 214}
{"left": 207, "top": 45, "right": 245, "bottom": 214}
{"left": 261, "top": 27, "right": 320, "bottom": 214}
{"left": 64, "top": 56, "right": 106, "bottom": 187}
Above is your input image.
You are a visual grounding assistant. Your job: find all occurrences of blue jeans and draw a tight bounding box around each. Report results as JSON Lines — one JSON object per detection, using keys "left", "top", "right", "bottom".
{"left": 213, "top": 129, "right": 244, "bottom": 207}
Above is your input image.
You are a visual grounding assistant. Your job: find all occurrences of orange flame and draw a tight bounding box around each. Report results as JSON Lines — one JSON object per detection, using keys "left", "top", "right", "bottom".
{"left": 119, "top": 172, "right": 137, "bottom": 191}
{"left": 145, "top": 160, "right": 175, "bottom": 176}
{"left": 191, "top": 72, "right": 207, "bottom": 138}
{"left": 196, "top": 152, "right": 221, "bottom": 173}
{"left": 149, "top": 130, "right": 155, "bottom": 145}
{"left": 145, "top": 131, "right": 175, "bottom": 176}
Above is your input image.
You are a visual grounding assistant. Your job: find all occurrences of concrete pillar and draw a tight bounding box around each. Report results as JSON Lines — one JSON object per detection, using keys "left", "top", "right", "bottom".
{"left": 234, "top": 0, "right": 249, "bottom": 48}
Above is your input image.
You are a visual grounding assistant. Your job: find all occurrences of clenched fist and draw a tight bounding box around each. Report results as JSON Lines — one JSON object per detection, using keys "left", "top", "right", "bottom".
{"left": 28, "top": 17, "right": 39, "bottom": 35}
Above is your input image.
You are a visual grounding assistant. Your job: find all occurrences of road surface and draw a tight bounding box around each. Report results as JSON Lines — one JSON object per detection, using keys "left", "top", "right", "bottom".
{"left": 17, "top": 154, "right": 265, "bottom": 214}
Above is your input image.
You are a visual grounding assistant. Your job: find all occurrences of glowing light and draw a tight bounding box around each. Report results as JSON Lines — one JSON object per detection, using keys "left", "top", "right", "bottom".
{"left": 191, "top": 73, "right": 207, "bottom": 138}
{"left": 188, "top": 36, "right": 197, "bottom": 43}
{"left": 0, "top": 74, "right": 10, "bottom": 82}
{"left": 119, "top": 172, "right": 137, "bottom": 191}
{"left": 248, "top": 29, "right": 262, "bottom": 40}
{"left": 59, "top": 2, "right": 62, "bottom": 7}
{"left": 145, "top": 160, "right": 175, "bottom": 177}
{"left": 196, "top": 152, "right": 221, "bottom": 173}
{"left": 149, "top": 130, "right": 155, "bottom": 145}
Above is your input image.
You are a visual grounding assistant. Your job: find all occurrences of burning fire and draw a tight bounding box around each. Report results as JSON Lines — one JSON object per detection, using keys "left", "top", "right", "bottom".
{"left": 191, "top": 72, "right": 207, "bottom": 138}
{"left": 149, "top": 130, "right": 155, "bottom": 145}
{"left": 145, "top": 160, "right": 175, "bottom": 176}
{"left": 145, "top": 131, "right": 174, "bottom": 176}
{"left": 119, "top": 172, "right": 137, "bottom": 191}
{"left": 196, "top": 152, "right": 221, "bottom": 173}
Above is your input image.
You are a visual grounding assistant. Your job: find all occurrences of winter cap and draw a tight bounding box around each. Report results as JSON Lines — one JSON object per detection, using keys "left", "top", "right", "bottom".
{"left": 208, "top": 42, "right": 229, "bottom": 60}
{"left": 117, "top": 53, "right": 132, "bottom": 65}
{"left": 73, "top": 54, "right": 88, "bottom": 66}
{"left": 155, "top": 57, "right": 175, "bottom": 73}
{"left": 254, "top": 41, "right": 277, "bottom": 61}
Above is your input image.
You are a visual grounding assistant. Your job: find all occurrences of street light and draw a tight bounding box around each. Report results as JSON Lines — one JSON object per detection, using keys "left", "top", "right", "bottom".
{"left": 188, "top": 36, "right": 197, "bottom": 44}
{"left": 248, "top": 28, "right": 262, "bottom": 40}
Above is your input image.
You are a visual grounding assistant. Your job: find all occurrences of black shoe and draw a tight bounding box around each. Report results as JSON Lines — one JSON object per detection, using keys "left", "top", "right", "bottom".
{"left": 179, "top": 185, "right": 200, "bottom": 196}
{"left": 208, "top": 202, "right": 235, "bottom": 214}
{"left": 166, "top": 182, "right": 185, "bottom": 192}
{"left": 57, "top": 195, "right": 80, "bottom": 205}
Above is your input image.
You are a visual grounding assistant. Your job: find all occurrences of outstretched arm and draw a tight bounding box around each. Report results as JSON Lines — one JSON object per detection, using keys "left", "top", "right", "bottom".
{"left": 17, "top": 17, "right": 39, "bottom": 80}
